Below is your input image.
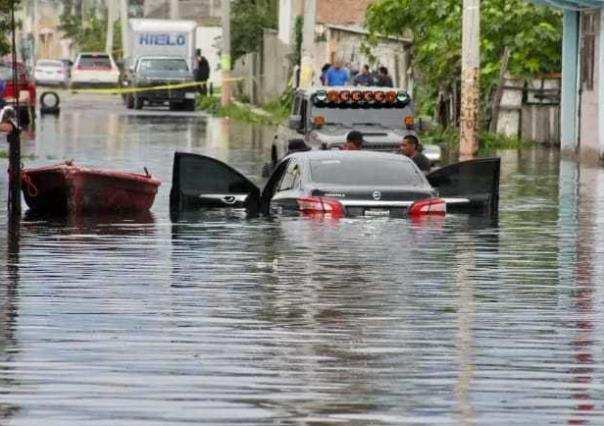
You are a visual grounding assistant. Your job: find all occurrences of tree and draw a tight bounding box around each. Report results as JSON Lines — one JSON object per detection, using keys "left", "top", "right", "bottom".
{"left": 231, "top": 0, "right": 279, "bottom": 63}
{"left": 59, "top": 4, "right": 121, "bottom": 56}
{"left": 0, "top": 0, "right": 21, "bottom": 57}
{"left": 366, "top": 0, "right": 562, "bottom": 119}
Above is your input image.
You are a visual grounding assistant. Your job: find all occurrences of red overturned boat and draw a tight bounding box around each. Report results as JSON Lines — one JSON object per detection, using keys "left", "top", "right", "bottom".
{"left": 21, "top": 160, "right": 161, "bottom": 214}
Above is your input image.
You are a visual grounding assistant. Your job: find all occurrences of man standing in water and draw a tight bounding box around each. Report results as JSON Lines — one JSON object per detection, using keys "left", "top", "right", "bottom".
{"left": 400, "top": 135, "right": 431, "bottom": 173}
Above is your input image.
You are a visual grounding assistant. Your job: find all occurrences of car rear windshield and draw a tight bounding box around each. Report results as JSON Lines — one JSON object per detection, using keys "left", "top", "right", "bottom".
{"left": 310, "top": 157, "right": 425, "bottom": 186}
{"left": 138, "top": 58, "right": 189, "bottom": 72}
{"left": 78, "top": 55, "right": 112, "bottom": 68}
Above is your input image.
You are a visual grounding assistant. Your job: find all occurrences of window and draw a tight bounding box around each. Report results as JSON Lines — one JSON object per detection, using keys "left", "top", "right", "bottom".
{"left": 581, "top": 11, "right": 599, "bottom": 91}
{"left": 278, "top": 161, "right": 302, "bottom": 191}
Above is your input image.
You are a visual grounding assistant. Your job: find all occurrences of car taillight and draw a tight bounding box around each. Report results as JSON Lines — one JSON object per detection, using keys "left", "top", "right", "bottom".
{"left": 408, "top": 198, "right": 447, "bottom": 216}
{"left": 297, "top": 196, "right": 344, "bottom": 217}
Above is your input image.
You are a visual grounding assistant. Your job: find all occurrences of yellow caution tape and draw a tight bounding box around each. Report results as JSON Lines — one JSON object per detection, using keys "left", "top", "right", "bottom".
{"left": 70, "top": 77, "right": 245, "bottom": 95}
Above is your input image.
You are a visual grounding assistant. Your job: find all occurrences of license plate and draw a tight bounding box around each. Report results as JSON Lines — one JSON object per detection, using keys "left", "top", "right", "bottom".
{"left": 364, "top": 208, "right": 390, "bottom": 217}
{"left": 185, "top": 92, "right": 196, "bottom": 99}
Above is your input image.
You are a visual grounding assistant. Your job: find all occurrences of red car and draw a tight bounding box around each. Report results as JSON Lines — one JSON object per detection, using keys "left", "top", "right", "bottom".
{"left": 0, "top": 61, "right": 37, "bottom": 126}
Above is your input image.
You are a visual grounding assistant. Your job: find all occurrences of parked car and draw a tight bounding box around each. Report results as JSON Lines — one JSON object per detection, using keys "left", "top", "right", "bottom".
{"left": 34, "top": 59, "right": 70, "bottom": 87}
{"left": 0, "top": 61, "right": 37, "bottom": 126}
{"left": 170, "top": 151, "right": 501, "bottom": 219}
{"left": 71, "top": 52, "right": 119, "bottom": 88}
{"left": 123, "top": 56, "right": 196, "bottom": 111}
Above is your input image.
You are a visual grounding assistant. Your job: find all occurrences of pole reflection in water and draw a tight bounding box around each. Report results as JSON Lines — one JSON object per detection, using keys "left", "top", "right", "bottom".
{"left": 565, "top": 162, "right": 599, "bottom": 425}
{"left": 0, "top": 215, "right": 21, "bottom": 421}
{"left": 455, "top": 235, "right": 475, "bottom": 425}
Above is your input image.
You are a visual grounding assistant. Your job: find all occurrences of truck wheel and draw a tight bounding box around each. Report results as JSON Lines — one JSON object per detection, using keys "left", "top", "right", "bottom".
{"left": 126, "top": 94, "right": 134, "bottom": 109}
{"left": 134, "top": 95, "right": 143, "bottom": 110}
{"left": 184, "top": 99, "right": 196, "bottom": 112}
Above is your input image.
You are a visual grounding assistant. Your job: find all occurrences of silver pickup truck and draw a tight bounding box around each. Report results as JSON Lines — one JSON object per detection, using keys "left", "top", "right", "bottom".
{"left": 123, "top": 56, "right": 197, "bottom": 111}
{"left": 278, "top": 86, "right": 440, "bottom": 163}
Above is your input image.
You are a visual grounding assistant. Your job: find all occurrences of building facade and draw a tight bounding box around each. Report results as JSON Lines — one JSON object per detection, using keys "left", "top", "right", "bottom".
{"left": 532, "top": 0, "right": 604, "bottom": 162}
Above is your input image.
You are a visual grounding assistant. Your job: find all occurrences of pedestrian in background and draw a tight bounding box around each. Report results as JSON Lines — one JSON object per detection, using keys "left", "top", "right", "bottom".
{"left": 354, "top": 64, "right": 374, "bottom": 86}
{"left": 343, "top": 131, "right": 364, "bottom": 150}
{"left": 194, "top": 49, "right": 210, "bottom": 95}
{"left": 319, "top": 63, "right": 331, "bottom": 86}
{"left": 400, "top": 135, "right": 431, "bottom": 173}
{"left": 325, "top": 60, "right": 349, "bottom": 87}
{"left": 376, "top": 66, "right": 394, "bottom": 88}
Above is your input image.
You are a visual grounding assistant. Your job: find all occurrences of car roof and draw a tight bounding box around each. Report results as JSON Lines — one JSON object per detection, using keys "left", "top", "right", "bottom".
{"left": 287, "top": 149, "right": 414, "bottom": 164}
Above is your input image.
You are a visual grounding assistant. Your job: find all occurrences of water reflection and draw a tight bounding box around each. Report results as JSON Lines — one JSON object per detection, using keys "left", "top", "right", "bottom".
{"left": 4, "top": 98, "right": 604, "bottom": 424}
{"left": 0, "top": 216, "right": 21, "bottom": 422}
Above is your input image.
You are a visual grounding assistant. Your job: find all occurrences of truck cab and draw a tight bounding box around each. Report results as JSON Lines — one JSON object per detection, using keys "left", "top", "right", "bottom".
{"left": 280, "top": 86, "right": 440, "bottom": 164}
{"left": 123, "top": 56, "right": 196, "bottom": 111}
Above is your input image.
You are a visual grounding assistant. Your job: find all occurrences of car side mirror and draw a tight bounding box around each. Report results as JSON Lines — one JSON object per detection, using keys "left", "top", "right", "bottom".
{"left": 288, "top": 115, "right": 302, "bottom": 131}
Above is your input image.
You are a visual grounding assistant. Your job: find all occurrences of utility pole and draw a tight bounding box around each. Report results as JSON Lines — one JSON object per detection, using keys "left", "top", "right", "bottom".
{"left": 32, "top": 0, "right": 39, "bottom": 61}
{"left": 119, "top": 0, "right": 129, "bottom": 58}
{"left": 8, "top": 0, "right": 21, "bottom": 219}
{"left": 460, "top": 0, "right": 480, "bottom": 157}
{"left": 299, "top": 0, "right": 316, "bottom": 88}
{"left": 220, "top": 0, "right": 232, "bottom": 107}
{"left": 105, "top": 0, "right": 115, "bottom": 54}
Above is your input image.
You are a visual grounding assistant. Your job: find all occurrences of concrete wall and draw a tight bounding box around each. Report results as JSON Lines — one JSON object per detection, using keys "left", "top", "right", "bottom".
{"left": 259, "top": 29, "right": 292, "bottom": 104}
{"left": 232, "top": 30, "right": 291, "bottom": 105}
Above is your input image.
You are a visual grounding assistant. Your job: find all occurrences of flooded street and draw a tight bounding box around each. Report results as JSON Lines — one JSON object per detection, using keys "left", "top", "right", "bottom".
{"left": 1, "top": 94, "right": 604, "bottom": 424}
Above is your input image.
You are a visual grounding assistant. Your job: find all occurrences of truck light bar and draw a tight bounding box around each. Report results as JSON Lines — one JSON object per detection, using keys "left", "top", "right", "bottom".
{"left": 312, "top": 89, "right": 410, "bottom": 108}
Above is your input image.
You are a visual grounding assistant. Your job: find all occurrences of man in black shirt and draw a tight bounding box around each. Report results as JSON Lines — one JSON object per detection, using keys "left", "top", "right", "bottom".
{"left": 194, "top": 49, "right": 210, "bottom": 95}
{"left": 400, "top": 135, "right": 431, "bottom": 173}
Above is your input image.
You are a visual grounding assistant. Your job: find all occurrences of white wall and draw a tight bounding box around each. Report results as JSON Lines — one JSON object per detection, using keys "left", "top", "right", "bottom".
{"left": 195, "top": 26, "right": 222, "bottom": 86}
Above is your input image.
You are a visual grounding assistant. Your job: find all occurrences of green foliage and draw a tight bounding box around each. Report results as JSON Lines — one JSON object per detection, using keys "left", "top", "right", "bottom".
{"left": 291, "top": 16, "right": 304, "bottom": 67}
{"left": 197, "top": 96, "right": 284, "bottom": 125}
{"left": 59, "top": 6, "right": 122, "bottom": 55}
{"left": 0, "top": 0, "right": 21, "bottom": 56}
{"left": 421, "top": 126, "right": 528, "bottom": 151}
{"left": 231, "top": 0, "right": 279, "bottom": 64}
{"left": 366, "top": 0, "right": 562, "bottom": 111}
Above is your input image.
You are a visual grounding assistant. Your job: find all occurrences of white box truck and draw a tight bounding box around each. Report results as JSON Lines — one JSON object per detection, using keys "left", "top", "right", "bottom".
{"left": 126, "top": 19, "right": 198, "bottom": 72}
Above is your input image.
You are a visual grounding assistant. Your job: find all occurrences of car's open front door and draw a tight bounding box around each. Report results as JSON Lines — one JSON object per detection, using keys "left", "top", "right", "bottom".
{"left": 427, "top": 158, "right": 500, "bottom": 214}
{"left": 170, "top": 152, "right": 261, "bottom": 214}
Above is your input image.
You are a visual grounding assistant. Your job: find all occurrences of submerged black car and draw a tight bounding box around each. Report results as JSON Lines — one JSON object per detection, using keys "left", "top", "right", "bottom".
{"left": 170, "top": 151, "right": 500, "bottom": 219}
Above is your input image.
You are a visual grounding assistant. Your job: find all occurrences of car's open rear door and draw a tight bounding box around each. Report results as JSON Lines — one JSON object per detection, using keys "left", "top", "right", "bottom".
{"left": 170, "top": 152, "right": 261, "bottom": 214}
{"left": 427, "top": 158, "right": 500, "bottom": 215}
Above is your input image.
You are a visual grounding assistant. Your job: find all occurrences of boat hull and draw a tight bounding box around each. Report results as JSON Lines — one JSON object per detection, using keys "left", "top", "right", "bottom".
{"left": 21, "top": 162, "right": 161, "bottom": 214}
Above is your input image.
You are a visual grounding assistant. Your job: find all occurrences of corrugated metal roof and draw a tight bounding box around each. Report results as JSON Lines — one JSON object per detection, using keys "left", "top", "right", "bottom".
{"left": 530, "top": 0, "right": 604, "bottom": 10}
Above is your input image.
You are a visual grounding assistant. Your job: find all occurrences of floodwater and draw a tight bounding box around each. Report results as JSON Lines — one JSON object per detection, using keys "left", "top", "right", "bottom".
{"left": 1, "top": 95, "right": 604, "bottom": 425}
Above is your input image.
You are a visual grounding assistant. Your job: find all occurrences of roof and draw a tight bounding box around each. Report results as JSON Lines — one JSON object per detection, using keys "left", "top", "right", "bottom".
{"left": 529, "top": 0, "right": 604, "bottom": 10}
{"left": 323, "top": 24, "right": 413, "bottom": 44}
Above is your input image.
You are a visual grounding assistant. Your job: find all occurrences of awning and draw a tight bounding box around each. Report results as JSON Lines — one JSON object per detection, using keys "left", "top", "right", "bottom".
{"left": 529, "top": 0, "right": 604, "bottom": 10}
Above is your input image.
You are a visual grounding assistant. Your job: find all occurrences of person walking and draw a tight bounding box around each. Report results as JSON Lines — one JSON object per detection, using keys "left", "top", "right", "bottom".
{"left": 194, "top": 49, "right": 210, "bottom": 95}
